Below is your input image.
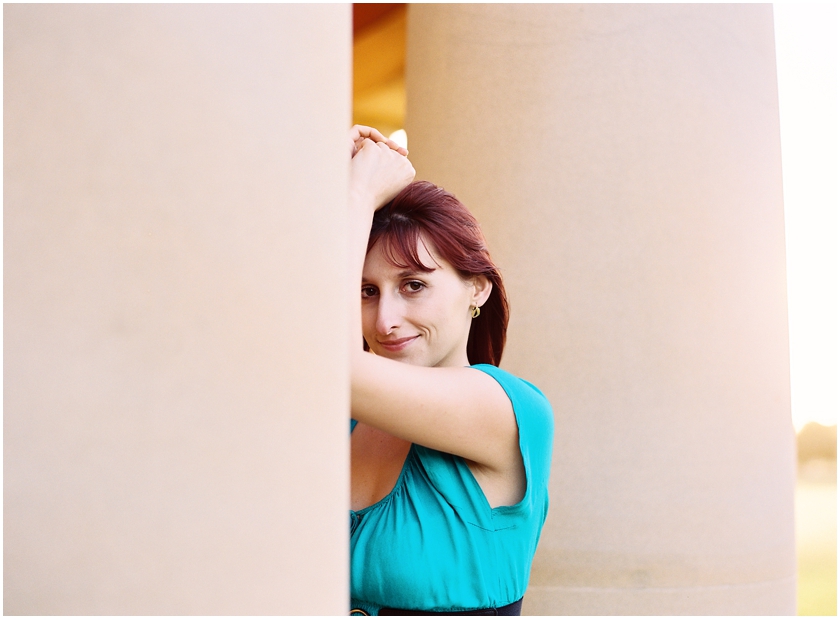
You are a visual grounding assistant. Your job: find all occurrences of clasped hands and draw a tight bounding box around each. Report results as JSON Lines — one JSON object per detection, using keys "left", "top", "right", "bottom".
{"left": 349, "top": 125, "right": 415, "bottom": 210}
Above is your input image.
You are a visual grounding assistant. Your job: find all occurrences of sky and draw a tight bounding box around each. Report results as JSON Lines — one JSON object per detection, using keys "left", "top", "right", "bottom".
{"left": 774, "top": 3, "right": 839, "bottom": 431}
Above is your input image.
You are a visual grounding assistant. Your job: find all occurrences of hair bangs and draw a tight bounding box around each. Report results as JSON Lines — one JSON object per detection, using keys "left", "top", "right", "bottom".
{"left": 369, "top": 216, "right": 437, "bottom": 273}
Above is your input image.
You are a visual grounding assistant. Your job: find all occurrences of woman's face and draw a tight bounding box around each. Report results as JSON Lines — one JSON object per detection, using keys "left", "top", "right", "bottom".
{"left": 361, "top": 236, "right": 490, "bottom": 368}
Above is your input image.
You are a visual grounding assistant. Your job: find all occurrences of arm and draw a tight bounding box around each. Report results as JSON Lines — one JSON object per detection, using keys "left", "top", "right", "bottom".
{"left": 347, "top": 131, "right": 521, "bottom": 476}
{"left": 347, "top": 136, "right": 415, "bottom": 359}
{"left": 352, "top": 355, "right": 521, "bottom": 473}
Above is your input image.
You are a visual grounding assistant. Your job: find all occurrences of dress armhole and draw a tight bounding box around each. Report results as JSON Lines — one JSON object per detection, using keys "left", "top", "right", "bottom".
{"left": 412, "top": 366, "right": 553, "bottom": 528}
{"left": 468, "top": 365, "right": 554, "bottom": 520}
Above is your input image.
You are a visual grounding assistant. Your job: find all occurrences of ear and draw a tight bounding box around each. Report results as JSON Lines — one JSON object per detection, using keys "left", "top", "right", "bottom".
{"left": 470, "top": 275, "right": 493, "bottom": 309}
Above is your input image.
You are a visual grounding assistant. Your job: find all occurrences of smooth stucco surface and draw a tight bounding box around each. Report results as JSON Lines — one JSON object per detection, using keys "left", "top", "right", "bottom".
{"left": 4, "top": 5, "right": 350, "bottom": 614}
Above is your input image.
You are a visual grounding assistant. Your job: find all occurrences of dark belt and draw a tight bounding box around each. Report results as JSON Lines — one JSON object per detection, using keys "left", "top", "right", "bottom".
{"left": 372, "top": 597, "right": 523, "bottom": 616}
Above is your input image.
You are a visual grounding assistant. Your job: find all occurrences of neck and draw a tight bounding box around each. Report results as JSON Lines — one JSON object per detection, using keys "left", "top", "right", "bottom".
{"left": 433, "top": 349, "right": 471, "bottom": 369}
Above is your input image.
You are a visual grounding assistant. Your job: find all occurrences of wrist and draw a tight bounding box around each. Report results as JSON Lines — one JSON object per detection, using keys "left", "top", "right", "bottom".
{"left": 348, "top": 187, "right": 380, "bottom": 212}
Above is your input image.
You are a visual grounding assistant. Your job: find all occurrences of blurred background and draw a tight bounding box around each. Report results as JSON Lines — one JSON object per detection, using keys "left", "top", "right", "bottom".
{"left": 352, "top": 2, "right": 837, "bottom": 615}
{"left": 775, "top": 3, "right": 837, "bottom": 615}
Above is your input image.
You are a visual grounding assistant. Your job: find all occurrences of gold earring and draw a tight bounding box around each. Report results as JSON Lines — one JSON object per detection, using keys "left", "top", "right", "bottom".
{"left": 471, "top": 305, "right": 481, "bottom": 319}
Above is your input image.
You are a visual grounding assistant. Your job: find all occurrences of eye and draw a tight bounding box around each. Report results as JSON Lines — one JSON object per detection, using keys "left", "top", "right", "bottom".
{"left": 361, "top": 285, "right": 378, "bottom": 298}
{"left": 403, "top": 280, "right": 426, "bottom": 293}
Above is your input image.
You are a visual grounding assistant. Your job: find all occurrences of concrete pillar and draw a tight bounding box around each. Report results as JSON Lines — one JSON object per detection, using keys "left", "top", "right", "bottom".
{"left": 406, "top": 4, "right": 795, "bottom": 614}
{"left": 4, "top": 5, "right": 349, "bottom": 614}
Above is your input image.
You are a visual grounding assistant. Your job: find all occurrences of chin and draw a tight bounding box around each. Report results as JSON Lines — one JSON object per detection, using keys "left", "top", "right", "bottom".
{"left": 398, "top": 354, "right": 430, "bottom": 367}
{"left": 382, "top": 349, "right": 432, "bottom": 367}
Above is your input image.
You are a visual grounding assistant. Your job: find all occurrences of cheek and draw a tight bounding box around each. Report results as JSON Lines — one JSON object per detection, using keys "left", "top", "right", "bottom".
{"left": 360, "top": 303, "right": 375, "bottom": 333}
{"left": 428, "top": 296, "right": 466, "bottom": 334}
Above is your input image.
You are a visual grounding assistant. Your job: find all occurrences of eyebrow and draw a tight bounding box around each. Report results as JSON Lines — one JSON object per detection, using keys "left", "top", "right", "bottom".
{"left": 396, "top": 269, "right": 433, "bottom": 278}
{"left": 361, "top": 268, "right": 435, "bottom": 284}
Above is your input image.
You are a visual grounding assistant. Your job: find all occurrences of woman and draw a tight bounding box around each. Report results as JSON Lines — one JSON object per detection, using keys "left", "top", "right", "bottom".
{"left": 348, "top": 126, "right": 553, "bottom": 616}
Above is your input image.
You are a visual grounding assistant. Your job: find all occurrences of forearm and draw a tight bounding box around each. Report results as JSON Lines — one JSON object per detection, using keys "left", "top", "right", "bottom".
{"left": 346, "top": 136, "right": 415, "bottom": 360}
{"left": 347, "top": 188, "right": 376, "bottom": 355}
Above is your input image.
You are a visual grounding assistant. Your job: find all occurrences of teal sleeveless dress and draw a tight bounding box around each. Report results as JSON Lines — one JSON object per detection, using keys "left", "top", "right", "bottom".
{"left": 349, "top": 364, "right": 554, "bottom": 615}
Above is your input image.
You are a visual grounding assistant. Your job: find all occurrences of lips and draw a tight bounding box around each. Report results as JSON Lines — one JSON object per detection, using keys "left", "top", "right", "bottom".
{"left": 377, "top": 335, "right": 419, "bottom": 352}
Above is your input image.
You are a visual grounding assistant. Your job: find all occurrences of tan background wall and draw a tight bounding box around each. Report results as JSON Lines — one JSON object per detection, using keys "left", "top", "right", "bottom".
{"left": 4, "top": 5, "right": 350, "bottom": 614}
{"left": 407, "top": 4, "right": 796, "bottom": 614}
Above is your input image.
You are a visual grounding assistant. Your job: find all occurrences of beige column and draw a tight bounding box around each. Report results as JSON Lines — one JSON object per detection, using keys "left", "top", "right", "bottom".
{"left": 407, "top": 4, "right": 795, "bottom": 615}
{"left": 4, "top": 5, "right": 349, "bottom": 614}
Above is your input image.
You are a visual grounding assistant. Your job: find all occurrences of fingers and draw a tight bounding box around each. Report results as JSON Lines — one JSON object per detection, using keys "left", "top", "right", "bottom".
{"left": 359, "top": 137, "right": 378, "bottom": 151}
{"left": 351, "top": 135, "right": 377, "bottom": 159}
{"left": 357, "top": 137, "right": 397, "bottom": 157}
{"left": 363, "top": 140, "right": 412, "bottom": 170}
{"left": 362, "top": 136, "right": 407, "bottom": 157}
{"left": 351, "top": 124, "right": 387, "bottom": 143}
{"left": 350, "top": 125, "right": 409, "bottom": 157}
{"left": 390, "top": 142, "right": 409, "bottom": 157}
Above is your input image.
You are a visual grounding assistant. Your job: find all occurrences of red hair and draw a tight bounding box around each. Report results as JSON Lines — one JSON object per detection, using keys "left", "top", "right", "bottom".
{"left": 365, "top": 181, "right": 509, "bottom": 366}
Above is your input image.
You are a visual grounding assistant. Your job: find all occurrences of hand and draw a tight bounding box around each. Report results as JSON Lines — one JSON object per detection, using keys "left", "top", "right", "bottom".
{"left": 349, "top": 124, "right": 408, "bottom": 159}
{"left": 350, "top": 138, "right": 415, "bottom": 210}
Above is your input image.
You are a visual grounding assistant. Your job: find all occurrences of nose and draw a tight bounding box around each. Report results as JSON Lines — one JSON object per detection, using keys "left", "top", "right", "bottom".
{"left": 375, "top": 291, "right": 403, "bottom": 336}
